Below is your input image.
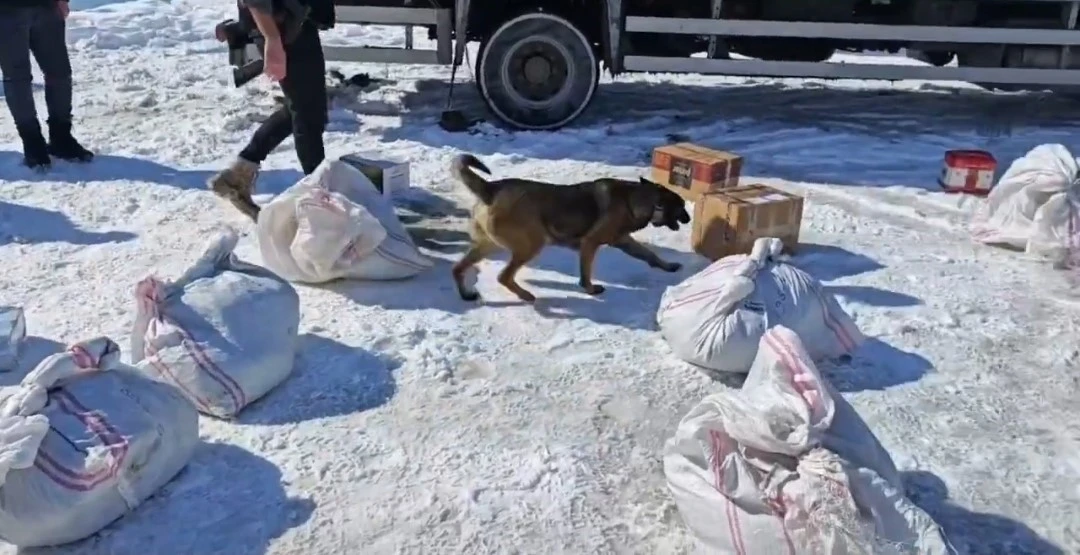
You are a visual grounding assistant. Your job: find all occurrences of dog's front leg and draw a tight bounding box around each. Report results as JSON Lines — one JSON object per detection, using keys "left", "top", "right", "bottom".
{"left": 612, "top": 237, "right": 682, "bottom": 272}
{"left": 577, "top": 238, "right": 605, "bottom": 295}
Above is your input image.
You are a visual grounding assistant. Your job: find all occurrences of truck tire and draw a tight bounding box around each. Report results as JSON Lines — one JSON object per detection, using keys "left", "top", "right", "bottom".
{"left": 476, "top": 12, "right": 599, "bottom": 130}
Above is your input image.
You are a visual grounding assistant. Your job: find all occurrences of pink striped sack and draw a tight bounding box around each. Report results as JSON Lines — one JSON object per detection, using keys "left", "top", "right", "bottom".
{"left": 664, "top": 326, "right": 953, "bottom": 555}
{"left": 257, "top": 158, "right": 433, "bottom": 283}
{"left": 657, "top": 237, "right": 863, "bottom": 374}
{"left": 130, "top": 230, "right": 301, "bottom": 418}
{"left": 0, "top": 337, "right": 197, "bottom": 548}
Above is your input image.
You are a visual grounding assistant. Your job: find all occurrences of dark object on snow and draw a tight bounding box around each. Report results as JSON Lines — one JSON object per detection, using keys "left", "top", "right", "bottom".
{"left": 437, "top": 110, "right": 480, "bottom": 133}
{"left": 329, "top": 69, "right": 373, "bottom": 88}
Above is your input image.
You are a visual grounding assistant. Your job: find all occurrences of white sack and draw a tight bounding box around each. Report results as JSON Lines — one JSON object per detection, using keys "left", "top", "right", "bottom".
{"left": 0, "top": 337, "right": 198, "bottom": 548}
{"left": 257, "top": 158, "right": 433, "bottom": 283}
{"left": 657, "top": 237, "right": 863, "bottom": 374}
{"left": 664, "top": 326, "right": 953, "bottom": 555}
{"left": 971, "top": 143, "right": 1080, "bottom": 263}
{"left": 130, "top": 229, "right": 300, "bottom": 418}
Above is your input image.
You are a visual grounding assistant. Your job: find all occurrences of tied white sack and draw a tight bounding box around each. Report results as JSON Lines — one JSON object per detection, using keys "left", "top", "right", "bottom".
{"left": 130, "top": 229, "right": 300, "bottom": 418}
{"left": 657, "top": 237, "right": 863, "bottom": 374}
{"left": 0, "top": 337, "right": 198, "bottom": 548}
{"left": 257, "top": 158, "right": 433, "bottom": 283}
{"left": 664, "top": 326, "right": 953, "bottom": 555}
{"left": 970, "top": 144, "right": 1080, "bottom": 263}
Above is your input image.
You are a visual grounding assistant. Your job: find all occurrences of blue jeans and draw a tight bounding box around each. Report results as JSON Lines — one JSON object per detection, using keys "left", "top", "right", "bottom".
{"left": 0, "top": 5, "right": 72, "bottom": 127}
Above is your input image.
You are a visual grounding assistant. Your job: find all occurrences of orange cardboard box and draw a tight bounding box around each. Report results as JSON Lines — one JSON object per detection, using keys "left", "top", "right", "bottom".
{"left": 651, "top": 143, "right": 742, "bottom": 202}
{"left": 691, "top": 184, "right": 804, "bottom": 261}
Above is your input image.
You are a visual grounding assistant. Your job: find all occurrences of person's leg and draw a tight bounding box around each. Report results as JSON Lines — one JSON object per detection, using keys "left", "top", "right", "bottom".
{"left": 0, "top": 8, "right": 49, "bottom": 169}
{"left": 208, "top": 100, "right": 293, "bottom": 221}
{"left": 28, "top": 3, "right": 92, "bottom": 162}
{"left": 238, "top": 103, "right": 293, "bottom": 165}
{"left": 280, "top": 24, "right": 327, "bottom": 175}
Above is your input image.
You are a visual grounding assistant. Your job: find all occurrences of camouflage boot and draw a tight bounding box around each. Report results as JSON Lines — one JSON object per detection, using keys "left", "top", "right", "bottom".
{"left": 208, "top": 158, "right": 261, "bottom": 221}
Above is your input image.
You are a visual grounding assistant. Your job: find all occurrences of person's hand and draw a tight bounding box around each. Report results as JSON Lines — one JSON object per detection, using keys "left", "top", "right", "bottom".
{"left": 56, "top": 0, "right": 69, "bottom": 19}
{"left": 263, "top": 38, "right": 286, "bottom": 82}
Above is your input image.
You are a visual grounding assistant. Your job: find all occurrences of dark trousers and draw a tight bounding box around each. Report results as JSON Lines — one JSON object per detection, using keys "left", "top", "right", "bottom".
{"left": 239, "top": 22, "right": 328, "bottom": 175}
{"left": 0, "top": 5, "right": 73, "bottom": 127}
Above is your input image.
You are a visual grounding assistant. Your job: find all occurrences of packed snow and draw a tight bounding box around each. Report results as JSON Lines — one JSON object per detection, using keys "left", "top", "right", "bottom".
{"left": 1, "top": 0, "right": 1079, "bottom": 553}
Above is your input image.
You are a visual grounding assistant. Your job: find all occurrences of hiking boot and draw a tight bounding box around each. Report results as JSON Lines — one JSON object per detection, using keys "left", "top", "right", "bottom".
{"left": 46, "top": 119, "right": 94, "bottom": 163}
{"left": 16, "top": 122, "right": 51, "bottom": 172}
{"left": 208, "top": 157, "right": 262, "bottom": 221}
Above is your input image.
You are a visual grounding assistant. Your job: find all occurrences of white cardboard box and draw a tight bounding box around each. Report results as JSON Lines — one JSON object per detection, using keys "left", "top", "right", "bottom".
{"left": 340, "top": 153, "right": 410, "bottom": 198}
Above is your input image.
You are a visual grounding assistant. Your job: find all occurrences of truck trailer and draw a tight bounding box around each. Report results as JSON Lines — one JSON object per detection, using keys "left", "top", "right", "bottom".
{"left": 326, "top": 0, "right": 1080, "bottom": 130}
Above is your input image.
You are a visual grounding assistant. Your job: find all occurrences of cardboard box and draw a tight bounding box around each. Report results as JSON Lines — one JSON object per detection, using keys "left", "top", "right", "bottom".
{"left": 691, "top": 184, "right": 804, "bottom": 261}
{"left": 651, "top": 143, "right": 742, "bottom": 201}
{"left": 340, "top": 152, "right": 410, "bottom": 197}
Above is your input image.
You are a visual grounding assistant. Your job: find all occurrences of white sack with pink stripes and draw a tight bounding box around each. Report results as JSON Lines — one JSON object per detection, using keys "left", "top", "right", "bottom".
{"left": 656, "top": 237, "right": 862, "bottom": 374}
{"left": 256, "top": 158, "right": 433, "bottom": 283}
{"left": 0, "top": 337, "right": 197, "bottom": 548}
{"left": 664, "top": 326, "right": 953, "bottom": 555}
{"left": 969, "top": 144, "right": 1080, "bottom": 265}
{"left": 130, "top": 230, "right": 301, "bottom": 418}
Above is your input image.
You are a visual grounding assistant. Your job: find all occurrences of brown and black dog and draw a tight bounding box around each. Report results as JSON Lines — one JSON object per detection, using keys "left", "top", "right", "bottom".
{"left": 450, "top": 154, "right": 690, "bottom": 303}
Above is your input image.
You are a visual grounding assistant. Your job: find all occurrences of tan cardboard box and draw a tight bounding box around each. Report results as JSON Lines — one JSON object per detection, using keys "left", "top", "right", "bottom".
{"left": 651, "top": 143, "right": 742, "bottom": 202}
{"left": 691, "top": 184, "right": 804, "bottom": 261}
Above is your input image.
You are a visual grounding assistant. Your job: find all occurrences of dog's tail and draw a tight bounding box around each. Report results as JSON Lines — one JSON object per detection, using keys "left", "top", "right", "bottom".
{"left": 452, "top": 154, "right": 496, "bottom": 205}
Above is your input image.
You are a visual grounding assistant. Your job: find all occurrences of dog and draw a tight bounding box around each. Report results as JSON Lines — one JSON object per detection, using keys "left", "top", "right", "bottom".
{"left": 450, "top": 154, "right": 690, "bottom": 303}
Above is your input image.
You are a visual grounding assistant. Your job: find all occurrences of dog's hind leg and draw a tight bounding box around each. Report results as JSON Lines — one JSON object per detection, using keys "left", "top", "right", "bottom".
{"left": 612, "top": 237, "right": 682, "bottom": 272}
{"left": 453, "top": 240, "right": 498, "bottom": 301}
{"left": 497, "top": 242, "right": 543, "bottom": 303}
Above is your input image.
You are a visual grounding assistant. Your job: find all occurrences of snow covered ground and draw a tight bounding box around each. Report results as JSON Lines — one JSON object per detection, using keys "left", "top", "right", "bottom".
{"left": 1, "top": 0, "right": 1079, "bottom": 553}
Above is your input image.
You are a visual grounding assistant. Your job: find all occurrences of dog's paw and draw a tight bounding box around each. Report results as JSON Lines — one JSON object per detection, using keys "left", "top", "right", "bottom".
{"left": 459, "top": 291, "right": 481, "bottom": 302}
{"left": 661, "top": 262, "right": 682, "bottom": 273}
{"left": 517, "top": 290, "right": 537, "bottom": 303}
{"left": 581, "top": 283, "right": 605, "bottom": 296}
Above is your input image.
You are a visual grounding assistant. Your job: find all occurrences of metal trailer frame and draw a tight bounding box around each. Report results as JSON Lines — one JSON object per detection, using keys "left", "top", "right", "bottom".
{"left": 325, "top": 0, "right": 1080, "bottom": 128}
{"left": 329, "top": 0, "right": 1080, "bottom": 86}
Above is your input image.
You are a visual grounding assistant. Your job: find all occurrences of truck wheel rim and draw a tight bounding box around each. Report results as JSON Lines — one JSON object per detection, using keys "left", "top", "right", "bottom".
{"left": 500, "top": 36, "right": 575, "bottom": 109}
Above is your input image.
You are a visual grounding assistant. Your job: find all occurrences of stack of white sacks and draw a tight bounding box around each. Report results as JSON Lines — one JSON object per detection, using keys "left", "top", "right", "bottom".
{"left": 0, "top": 157, "right": 433, "bottom": 548}
{"left": 657, "top": 237, "right": 955, "bottom": 554}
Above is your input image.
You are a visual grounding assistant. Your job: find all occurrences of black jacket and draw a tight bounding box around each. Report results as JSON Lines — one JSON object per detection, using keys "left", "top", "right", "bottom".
{"left": 240, "top": 0, "right": 334, "bottom": 29}
{"left": 1, "top": 0, "right": 68, "bottom": 9}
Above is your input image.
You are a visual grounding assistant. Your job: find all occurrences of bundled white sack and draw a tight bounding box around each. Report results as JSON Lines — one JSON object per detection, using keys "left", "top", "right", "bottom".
{"left": 657, "top": 237, "right": 863, "bottom": 374}
{"left": 130, "top": 229, "right": 300, "bottom": 418}
{"left": 664, "top": 326, "right": 953, "bottom": 555}
{"left": 0, "top": 337, "right": 198, "bottom": 548}
{"left": 257, "top": 157, "right": 433, "bottom": 283}
{"left": 971, "top": 144, "right": 1080, "bottom": 263}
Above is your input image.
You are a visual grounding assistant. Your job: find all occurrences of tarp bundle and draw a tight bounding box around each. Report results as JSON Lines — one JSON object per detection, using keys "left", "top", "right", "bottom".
{"left": 971, "top": 143, "right": 1080, "bottom": 265}
{"left": 664, "top": 326, "right": 954, "bottom": 555}
{"left": 0, "top": 337, "right": 198, "bottom": 548}
{"left": 257, "top": 158, "right": 433, "bottom": 283}
{"left": 131, "top": 230, "right": 300, "bottom": 418}
{"left": 657, "top": 237, "right": 863, "bottom": 374}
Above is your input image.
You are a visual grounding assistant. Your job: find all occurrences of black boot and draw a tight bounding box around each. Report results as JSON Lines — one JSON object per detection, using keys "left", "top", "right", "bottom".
{"left": 16, "top": 122, "right": 51, "bottom": 171}
{"left": 46, "top": 119, "right": 93, "bottom": 163}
